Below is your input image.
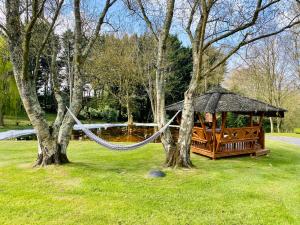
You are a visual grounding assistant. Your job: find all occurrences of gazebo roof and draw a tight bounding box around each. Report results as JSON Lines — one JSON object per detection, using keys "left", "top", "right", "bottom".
{"left": 166, "top": 86, "right": 286, "bottom": 117}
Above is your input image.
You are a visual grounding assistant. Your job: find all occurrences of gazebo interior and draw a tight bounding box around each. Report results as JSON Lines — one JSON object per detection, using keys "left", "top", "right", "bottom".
{"left": 166, "top": 86, "right": 286, "bottom": 159}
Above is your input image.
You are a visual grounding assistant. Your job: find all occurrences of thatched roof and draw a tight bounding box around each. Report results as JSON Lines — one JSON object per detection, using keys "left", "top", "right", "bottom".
{"left": 166, "top": 86, "right": 286, "bottom": 117}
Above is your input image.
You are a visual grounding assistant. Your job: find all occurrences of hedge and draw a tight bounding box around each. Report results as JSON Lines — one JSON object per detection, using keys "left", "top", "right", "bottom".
{"left": 294, "top": 128, "right": 300, "bottom": 134}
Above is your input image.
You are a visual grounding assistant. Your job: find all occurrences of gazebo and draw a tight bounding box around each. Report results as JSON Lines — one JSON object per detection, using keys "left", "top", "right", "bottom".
{"left": 166, "top": 86, "right": 286, "bottom": 159}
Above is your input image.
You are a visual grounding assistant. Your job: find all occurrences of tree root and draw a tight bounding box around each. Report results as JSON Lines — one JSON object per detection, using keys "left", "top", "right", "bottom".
{"left": 33, "top": 151, "right": 70, "bottom": 167}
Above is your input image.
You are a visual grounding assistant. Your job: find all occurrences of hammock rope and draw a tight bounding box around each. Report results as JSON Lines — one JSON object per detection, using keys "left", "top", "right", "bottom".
{"left": 67, "top": 107, "right": 180, "bottom": 151}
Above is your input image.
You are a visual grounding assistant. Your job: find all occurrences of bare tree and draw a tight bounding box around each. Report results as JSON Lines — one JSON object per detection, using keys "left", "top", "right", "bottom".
{"left": 3, "top": 0, "right": 116, "bottom": 166}
{"left": 126, "top": 0, "right": 178, "bottom": 166}
{"left": 227, "top": 37, "right": 297, "bottom": 133}
{"left": 174, "top": 0, "right": 300, "bottom": 167}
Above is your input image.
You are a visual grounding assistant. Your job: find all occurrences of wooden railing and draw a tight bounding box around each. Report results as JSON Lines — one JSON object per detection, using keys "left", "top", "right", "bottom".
{"left": 191, "top": 127, "right": 211, "bottom": 151}
{"left": 191, "top": 126, "right": 264, "bottom": 158}
{"left": 216, "top": 126, "right": 261, "bottom": 153}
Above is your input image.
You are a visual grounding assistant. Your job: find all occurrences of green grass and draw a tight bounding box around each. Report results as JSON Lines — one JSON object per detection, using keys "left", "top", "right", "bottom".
{"left": 0, "top": 114, "right": 105, "bottom": 132}
{"left": 266, "top": 133, "right": 300, "bottom": 138}
{"left": 0, "top": 140, "right": 299, "bottom": 225}
{"left": 0, "top": 114, "right": 32, "bottom": 132}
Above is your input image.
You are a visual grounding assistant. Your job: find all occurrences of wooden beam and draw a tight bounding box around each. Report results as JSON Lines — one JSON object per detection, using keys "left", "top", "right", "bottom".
{"left": 258, "top": 112, "right": 265, "bottom": 149}
{"left": 249, "top": 112, "right": 253, "bottom": 127}
{"left": 212, "top": 113, "right": 217, "bottom": 157}
{"left": 217, "top": 112, "right": 227, "bottom": 151}
{"left": 198, "top": 113, "right": 207, "bottom": 135}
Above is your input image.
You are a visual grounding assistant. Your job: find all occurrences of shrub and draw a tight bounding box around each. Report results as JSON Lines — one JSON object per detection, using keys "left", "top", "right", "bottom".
{"left": 99, "top": 106, "right": 119, "bottom": 122}
{"left": 294, "top": 128, "right": 300, "bottom": 134}
{"left": 79, "top": 106, "right": 119, "bottom": 122}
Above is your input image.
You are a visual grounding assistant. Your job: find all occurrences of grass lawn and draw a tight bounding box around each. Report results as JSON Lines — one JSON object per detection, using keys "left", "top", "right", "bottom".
{"left": 0, "top": 114, "right": 33, "bottom": 132}
{"left": 0, "top": 114, "right": 105, "bottom": 132}
{"left": 0, "top": 140, "right": 299, "bottom": 225}
{"left": 266, "top": 133, "right": 300, "bottom": 138}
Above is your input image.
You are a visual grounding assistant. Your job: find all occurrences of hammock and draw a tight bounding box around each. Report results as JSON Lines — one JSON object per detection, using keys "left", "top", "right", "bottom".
{"left": 67, "top": 107, "right": 180, "bottom": 151}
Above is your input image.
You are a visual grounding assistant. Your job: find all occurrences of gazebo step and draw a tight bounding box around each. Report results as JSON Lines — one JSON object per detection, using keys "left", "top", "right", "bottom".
{"left": 255, "top": 149, "right": 270, "bottom": 157}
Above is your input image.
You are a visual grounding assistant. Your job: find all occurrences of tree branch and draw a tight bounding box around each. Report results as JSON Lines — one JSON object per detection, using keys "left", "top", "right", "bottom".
{"left": 202, "top": 0, "right": 282, "bottom": 51}
{"left": 33, "top": 0, "right": 65, "bottom": 79}
{"left": 136, "top": 0, "right": 159, "bottom": 41}
{"left": 204, "top": 18, "right": 300, "bottom": 77}
{"left": 185, "top": 0, "right": 199, "bottom": 42}
{"left": 25, "top": 0, "right": 47, "bottom": 35}
{"left": 82, "top": 0, "right": 117, "bottom": 60}
{"left": 22, "top": 0, "right": 47, "bottom": 80}
{"left": 0, "top": 24, "right": 8, "bottom": 36}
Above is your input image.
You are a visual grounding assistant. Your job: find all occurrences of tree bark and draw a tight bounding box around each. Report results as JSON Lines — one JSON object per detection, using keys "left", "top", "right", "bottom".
{"left": 176, "top": 91, "right": 195, "bottom": 167}
{"left": 276, "top": 117, "right": 281, "bottom": 133}
{"left": 269, "top": 117, "right": 274, "bottom": 133}
{"left": 5, "top": 0, "right": 114, "bottom": 166}
{"left": 173, "top": 4, "right": 209, "bottom": 168}
{"left": 5, "top": 1, "right": 64, "bottom": 166}
{"left": 0, "top": 107, "right": 4, "bottom": 126}
{"left": 153, "top": 0, "right": 177, "bottom": 166}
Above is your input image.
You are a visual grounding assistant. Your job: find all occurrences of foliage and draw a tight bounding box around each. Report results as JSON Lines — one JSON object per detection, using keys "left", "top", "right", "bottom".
{"left": 165, "top": 36, "right": 193, "bottom": 104}
{"left": 86, "top": 34, "right": 142, "bottom": 122}
{"left": 294, "top": 128, "right": 300, "bottom": 134}
{"left": 225, "top": 112, "right": 248, "bottom": 128}
{"left": 0, "top": 140, "right": 299, "bottom": 224}
{"left": 86, "top": 34, "right": 225, "bottom": 122}
{"left": 0, "top": 37, "right": 21, "bottom": 123}
{"left": 80, "top": 105, "right": 119, "bottom": 122}
{"left": 226, "top": 37, "right": 300, "bottom": 132}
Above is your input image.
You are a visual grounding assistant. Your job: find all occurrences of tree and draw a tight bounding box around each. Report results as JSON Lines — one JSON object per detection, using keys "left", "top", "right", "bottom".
{"left": 2, "top": 0, "right": 116, "bottom": 166}
{"left": 126, "top": 0, "right": 178, "bottom": 166}
{"left": 173, "top": 0, "right": 300, "bottom": 167}
{"left": 227, "top": 36, "right": 300, "bottom": 133}
{"left": 87, "top": 34, "right": 143, "bottom": 123}
{"left": 0, "top": 37, "right": 20, "bottom": 126}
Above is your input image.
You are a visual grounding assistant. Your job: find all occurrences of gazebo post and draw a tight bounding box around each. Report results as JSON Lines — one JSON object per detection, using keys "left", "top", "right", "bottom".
{"left": 197, "top": 113, "right": 207, "bottom": 139}
{"left": 249, "top": 113, "right": 253, "bottom": 127}
{"left": 212, "top": 113, "right": 217, "bottom": 159}
{"left": 217, "top": 112, "right": 227, "bottom": 152}
{"left": 258, "top": 113, "right": 265, "bottom": 149}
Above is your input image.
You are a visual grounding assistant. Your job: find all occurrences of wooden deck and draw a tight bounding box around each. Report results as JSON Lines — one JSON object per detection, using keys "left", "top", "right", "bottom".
{"left": 191, "top": 126, "right": 268, "bottom": 159}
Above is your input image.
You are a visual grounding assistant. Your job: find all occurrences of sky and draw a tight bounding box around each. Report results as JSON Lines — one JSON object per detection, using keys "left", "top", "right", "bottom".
{"left": 0, "top": 0, "right": 298, "bottom": 78}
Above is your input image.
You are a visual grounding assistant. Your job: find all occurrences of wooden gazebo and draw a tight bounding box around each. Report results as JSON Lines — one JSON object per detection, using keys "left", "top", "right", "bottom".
{"left": 166, "top": 86, "right": 286, "bottom": 159}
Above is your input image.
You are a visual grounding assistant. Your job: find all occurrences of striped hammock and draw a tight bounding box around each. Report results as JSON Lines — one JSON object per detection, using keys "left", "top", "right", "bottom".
{"left": 67, "top": 107, "right": 180, "bottom": 151}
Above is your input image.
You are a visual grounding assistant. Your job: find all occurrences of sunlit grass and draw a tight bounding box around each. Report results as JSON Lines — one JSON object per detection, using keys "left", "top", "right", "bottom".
{"left": 0, "top": 140, "right": 299, "bottom": 225}
{"left": 0, "top": 114, "right": 105, "bottom": 132}
{"left": 266, "top": 133, "right": 300, "bottom": 138}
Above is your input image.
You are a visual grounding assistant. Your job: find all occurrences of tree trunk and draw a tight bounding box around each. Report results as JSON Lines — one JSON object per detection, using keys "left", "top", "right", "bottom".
{"left": 127, "top": 101, "right": 133, "bottom": 125}
{"left": 35, "top": 137, "right": 69, "bottom": 166}
{"left": 5, "top": 0, "right": 113, "bottom": 167}
{"left": 269, "top": 117, "right": 274, "bottom": 133}
{"left": 146, "top": 75, "right": 157, "bottom": 123}
{"left": 175, "top": 91, "right": 194, "bottom": 167}
{"left": 57, "top": 61, "right": 83, "bottom": 156}
{"left": 276, "top": 117, "right": 281, "bottom": 133}
{"left": 0, "top": 101, "right": 4, "bottom": 126}
{"left": 0, "top": 109, "right": 4, "bottom": 126}
{"left": 153, "top": 0, "right": 176, "bottom": 165}
{"left": 173, "top": 6, "right": 209, "bottom": 168}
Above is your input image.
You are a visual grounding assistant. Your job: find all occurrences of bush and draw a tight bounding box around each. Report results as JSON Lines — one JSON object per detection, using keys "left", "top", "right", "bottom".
{"left": 79, "top": 106, "right": 119, "bottom": 122}
{"left": 99, "top": 106, "right": 119, "bottom": 122}
{"left": 294, "top": 128, "right": 300, "bottom": 134}
{"left": 79, "top": 107, "right": 102, "bottom": 119}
